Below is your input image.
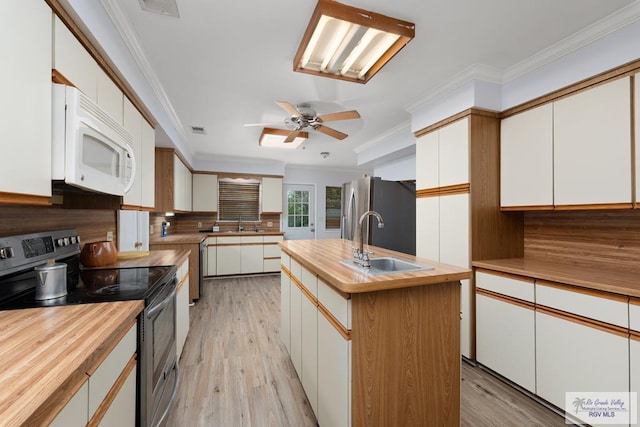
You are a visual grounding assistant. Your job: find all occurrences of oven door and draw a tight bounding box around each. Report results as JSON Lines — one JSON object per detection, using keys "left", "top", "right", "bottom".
{"left": 141, "top": 275, "right": 178, "bottom": 427}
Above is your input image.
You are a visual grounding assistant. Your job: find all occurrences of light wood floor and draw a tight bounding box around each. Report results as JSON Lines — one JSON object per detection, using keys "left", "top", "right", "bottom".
{"left": 165, "top": 274, "right": 565, "bottom": 426}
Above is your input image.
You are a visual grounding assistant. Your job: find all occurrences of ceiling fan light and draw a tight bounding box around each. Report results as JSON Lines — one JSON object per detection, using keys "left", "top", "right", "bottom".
{"left": 259, "top": 128, "right": 308, "bottom": 149}
{"left": 293, "top": 0, "right": 415, "bottom": 84}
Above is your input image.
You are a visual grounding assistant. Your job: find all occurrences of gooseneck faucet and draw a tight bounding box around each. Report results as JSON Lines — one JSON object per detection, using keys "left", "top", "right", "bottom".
{"left": 354, "top": 210, "right": 384, "bottom": 268}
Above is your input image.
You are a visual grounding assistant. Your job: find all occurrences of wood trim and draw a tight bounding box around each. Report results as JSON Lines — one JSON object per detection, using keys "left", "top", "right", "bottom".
{"left": 290, "top": 274, "right": 317, "bottom": 307}
{"left": 536, "top": 305, "right": 629, "bottom": 338}
{"left": 476, "top": 288, "right": 534, "bottom": 310}
{"left": 120, "top": 204, "right": 154, "bottom": 212}
{"left": 86, "top": 319, "right": 136, "bottom": 375}
{"left": 631, "top": 330, "right": 640, "bottom": 341}
{"left": 413, "top": 107, "right": 500, "bottom": 137}
{"left": 554, "top": 203, "right": 633, "bottom": 210}
{"left": 177, "top": 273, "right": 189, "bottom": 292}
{"left": 46, "top": 0, "right": 156, "bottom": 127}
{"left": 264, "top": 256, "right": 280, "bottom": 260}
{"left": 261, "top": 211, "right": 283, "bottom": 215}
{"left": 416, "top": 183, "right": 470, "bottom": 198}
{"left": 30, "top": 372, "right": 89, "bottom": 426}
{"left": 501, "top": 205, "right": 554, "bottom": 211}
{"left": 475, "top": 268, "right": 535, "bottom": 284}
{"left": 631, "top": 298, "right": 640, "bottom": 306}
{"left": 0, "top": 192, "right": 51, "bottom": 206}
{"left": 501, "top": 58, "right": 640, "bottom": 119}
{"left": 536, "top": 279, "right": 629, "bottom": 304}
{"left": 52, "top": 69, "right": 73, "bottom": 86}
{"left": 317, "top": 302, "right": 351, "bottom": 340}
{"left": 281, "top": 265, "right": 292, "bottom": 278}
{"left": 87, "top": 355, "right": 137, "bottom": 427}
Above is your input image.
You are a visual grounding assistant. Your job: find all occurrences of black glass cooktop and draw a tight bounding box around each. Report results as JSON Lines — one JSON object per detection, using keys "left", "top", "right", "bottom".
{"left": 0, "top": 263, "right": 176, "bottom": 310}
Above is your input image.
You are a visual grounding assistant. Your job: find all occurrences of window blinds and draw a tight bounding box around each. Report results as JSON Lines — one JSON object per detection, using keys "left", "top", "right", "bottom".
{"left": 218, "top": 179, "right": 260, "bottom": 221}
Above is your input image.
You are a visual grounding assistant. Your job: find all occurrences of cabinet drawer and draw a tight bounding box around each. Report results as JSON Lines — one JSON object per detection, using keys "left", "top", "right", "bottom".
{"left": 631, "top": 299, "right": 640, "bottom": 332}
{"left": 263, "top": 243, "right": 280, "bottom": 258}
{"left": 206, "top": 237, "right": 217, "bottom": 245}
{"left": 217, "top": 236, "right": 242, "bottom": 244}
{"left": 241, "top": 236, "right": 263, "bottom": 244}
{"left": 51, "top": 378, "right": 89, "bottom": 427}
{"left": 318, "top": 279, "right": 351, "bottom": 330}
{"left": 301, "top": 266, "right": 318, "bottom": 297}
{"left": 264, "top": 235, "right": 283, "bottom": 243}
{"left": 280, "top": 251, "right": 290, "bottom": 270}
{"left": 88, "top": 322, "right": 137, "bottom": 418}
{"left": 536, "top": 281, "right": 628, "bottom": 328}
{"left": 476, "top": 270, "right": 534, "bottom": 302}
{"left": 264, "top": 258, "right": 281, "bottom": 272}
{"left": 290, "top": 258, "right": 302, "bottom": 282}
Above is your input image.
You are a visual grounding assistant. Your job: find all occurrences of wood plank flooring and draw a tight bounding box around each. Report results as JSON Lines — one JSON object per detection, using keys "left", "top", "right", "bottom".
{"left": 165, "top": 274, "right": 565, "bottom": 427}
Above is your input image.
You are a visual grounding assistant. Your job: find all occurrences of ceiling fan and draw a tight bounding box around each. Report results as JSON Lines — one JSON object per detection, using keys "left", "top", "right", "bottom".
{"left": 245, "top": 101, "right": 361, "bottom": 142}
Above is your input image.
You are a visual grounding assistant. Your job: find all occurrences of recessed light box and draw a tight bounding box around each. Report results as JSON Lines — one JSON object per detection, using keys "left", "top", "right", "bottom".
{"left": 138, "top": 0, "right": 180, "bottom": 18}
{"left": 259, "top": 128, "right": 308, "bottom": 149}
{"left": 293, "top": 0, "right": 415, "bottom": 84}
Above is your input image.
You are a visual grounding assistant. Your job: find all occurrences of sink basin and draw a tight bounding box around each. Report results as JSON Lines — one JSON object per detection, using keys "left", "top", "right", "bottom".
{"left": 340, "top": 257, "right": 433, "bottom": 275}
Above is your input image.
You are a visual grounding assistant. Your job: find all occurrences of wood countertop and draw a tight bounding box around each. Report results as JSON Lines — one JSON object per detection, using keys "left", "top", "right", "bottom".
{"left": 473, "top": 258, "right": 640, "bottom": 298}
{"left": 0, "top": 301, "right": 143, "bottom": 426}
{"left": 111, "top": 249, "right": 190, "bottom": 269}
{"left": 150, "top": 233, "right": 205, "bottom": 245}
{"left": 279, "top": 239, "right": 471, "bottom": 294}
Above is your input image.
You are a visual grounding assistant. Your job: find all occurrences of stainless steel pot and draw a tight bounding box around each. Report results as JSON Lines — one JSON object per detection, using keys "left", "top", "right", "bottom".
{"left": 34, "top": 260, "right": 67, "bottom": 300}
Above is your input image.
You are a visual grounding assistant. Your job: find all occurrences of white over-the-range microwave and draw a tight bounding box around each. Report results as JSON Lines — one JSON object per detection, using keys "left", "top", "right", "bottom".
{"left": 52, "top": 83, "right": 135, "bottom": 196}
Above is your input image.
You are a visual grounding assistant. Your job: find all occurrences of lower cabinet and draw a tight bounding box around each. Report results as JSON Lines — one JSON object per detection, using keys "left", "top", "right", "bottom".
{"left": 263, "top": 236, "right": 284, "bottom": 272}
{"left": 176, "top": 258, "right": 190, "bottom": 359}
{"left": 289, "top": 259, "right": 303, "bottom": 378}
{"left": 240, "top": 237, "right": 264, "bottom": 274}
{"left": 52, "top": 322, "right": 137, "bottom": 426}
{"left": 214, "top": 235, "right": 283, "bottom": 275}
{"left": 206, "top": 237, "right": 217, "bottom": 276}
{"left": 216, "top": 237, "right": 242, "bottom": 275}
{"left": 280, "top": 252, "right": 291, "bottom": 355}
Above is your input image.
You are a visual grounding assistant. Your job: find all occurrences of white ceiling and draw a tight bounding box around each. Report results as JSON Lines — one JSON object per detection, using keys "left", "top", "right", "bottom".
{"left": 104, "top": 0, "right": 636, "bottom": 170}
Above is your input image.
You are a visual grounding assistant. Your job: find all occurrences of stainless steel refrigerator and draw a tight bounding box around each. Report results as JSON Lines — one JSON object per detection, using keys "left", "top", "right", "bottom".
{"left": 341, "top": 176, "right": 416, "bottom": 255}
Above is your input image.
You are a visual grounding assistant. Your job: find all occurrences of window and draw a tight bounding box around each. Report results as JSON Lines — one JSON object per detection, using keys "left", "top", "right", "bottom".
{"left": 325, "top": 186, "right": 342, "bottom": 229}
{"left": 287, "top": 190, "right": 310, "bottom": 228}
{"left": 218, "top": 178, "right": 260, "bottom": 221}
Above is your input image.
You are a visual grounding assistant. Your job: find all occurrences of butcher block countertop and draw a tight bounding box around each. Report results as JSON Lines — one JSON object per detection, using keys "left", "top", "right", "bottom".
{"left": 473, "top": 258, "right": 640, "bottom": 298}
{"left": 0, "top": 300, "right": 143, "bottom": 426}
{"left": 279, "top": 239, "right": 471, "bottom": 294}
{"left": 150, "top": 233, "right": 205, "bottom": 244}
{"left": 111, "top": 249, "right": 190, "bottom": 269}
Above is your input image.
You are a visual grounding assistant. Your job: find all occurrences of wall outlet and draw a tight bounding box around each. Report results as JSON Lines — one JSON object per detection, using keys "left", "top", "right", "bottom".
{"left": 150, "top": 225, "right": 154, "bottom": 235}
{"left": 267, "top": 221, "right": 273, "bottom": 227}
{"left": 197, "top": 222, "right": 202, "bottom": 229}
{"left": 106, "top": 231, "right": 114, "bottom": 241}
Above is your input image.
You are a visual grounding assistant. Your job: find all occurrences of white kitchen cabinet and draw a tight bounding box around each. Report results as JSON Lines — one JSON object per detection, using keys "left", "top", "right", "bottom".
{"left": 475, "top": 271, "right": 536, "bottom": 393}
{"left": 240, "top": 236, "right": 264, "bottom": 274}
{"left": 122, "top": 98, "right": 143, "bottom": 207}
{"left": 117, "top": 210, "right": 150, "bottom": 252}
{"left": 317, "top": 310, "right": 351, "bottom": 427}
{"left": 174, "top": 155, "right": 192, "bottom": 212}
{"left": 415, "top": 197, "right": 439, "bottom": 261}
{"left": 438, "top": 117, "right": 469, "bottom": 187}
{"left": 95, "top": 363, "right": 136, "bottom": 427}
{"left": 289, "top": 259, "right": 303, "bottom": 379}
{"left": 96, "top": 69, "right": 123, "bottom": 124}
{"left": 216, "top": 236, "right": 242, "bottom": 275}
{"left": 500, "top": 103, "right": 554, "bottom": 208}
{"left": 536, "top": 309, "right": 629, "bottom": 417}
{"left": 554, "top": 77, "right": 632, "bottom": 207}
{"left": 176, "top": 258, "right": 190, "bottom": 359}
{"left": 50, "top": 379, "right": 89, "bottom": 427}
{"left": 263, "top": 235, "right": 284, "bottom": 272}
{"left": 301, "top": 270, "right": 319, "bottom": 414}
{"left": 140, "top": 120, "right": 155, "bottom": 209}
{"left": 193, "top": 174, "right": 218, "bottom": 212}
{"left": 0, "top": 1, "right": 52, "bottom": 200}
{"left": 262, "top": 177, "right": 283, "bottom": 213}
{"left": 280, "top": 251, "right": 291, "bottom": 355}
{"left": 415, "top": 131, "right": 439, "bottom": 189}
{"left": 206, "top": 237, "right": 217, "bottom": 276}
{"left": 53, "top": 15, "right": 99, "bottom": 101}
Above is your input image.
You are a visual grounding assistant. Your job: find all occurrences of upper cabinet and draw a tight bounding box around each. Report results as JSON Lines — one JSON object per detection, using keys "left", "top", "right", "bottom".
{"left": 154, "top": 148, "right": 191, "bottom": 213}
{"left": 501, "top": 77, "right": 632, "bottom": 210}
{"left": 262, "top": 177, "right": 283, "bottom": 213}
{"left": 122, "top": 98, "right": 155, "bottom": 210}
{"left": 192, "top": 174, "right": 218, "bottom": 212}
{"left": 0, "top": 2, "right": 52, "bottom": 204}
{"left": 415, "top": 118, "right": 468, "bottom": 189}
{"left": 500, "top": 103, "right": 553, "bottom": 209}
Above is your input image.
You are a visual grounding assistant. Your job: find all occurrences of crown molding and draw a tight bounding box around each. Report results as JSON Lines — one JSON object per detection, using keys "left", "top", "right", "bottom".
{"left": 353, "top": 120, "right": 412, "bottom": 153}
{"left": 99, "top": 0, "right": 188, "bottom": 144}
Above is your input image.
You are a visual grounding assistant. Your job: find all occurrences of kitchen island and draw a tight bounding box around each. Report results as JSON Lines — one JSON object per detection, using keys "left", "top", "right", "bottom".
{"left": 279, "top": 239, "right": 471, "bottom": 427}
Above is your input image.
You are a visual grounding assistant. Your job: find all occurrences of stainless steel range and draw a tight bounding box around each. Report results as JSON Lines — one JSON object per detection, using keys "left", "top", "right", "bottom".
{"left": 0, "top": 229, "right": 178, "bottom": 427}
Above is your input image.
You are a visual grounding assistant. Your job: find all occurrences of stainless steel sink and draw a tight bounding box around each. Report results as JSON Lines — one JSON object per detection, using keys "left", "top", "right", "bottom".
{"left": 341, "top": 257, "right": 432, "bottom": 275}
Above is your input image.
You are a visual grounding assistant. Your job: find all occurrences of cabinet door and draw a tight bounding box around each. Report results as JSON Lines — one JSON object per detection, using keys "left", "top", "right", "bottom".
{"left": 122, "top": 98, "right": 143, "bottom": 207}
{"left": 500, "top": 103, "right": 554, "bottom": 208}
{"left": 53, "top": 16, "right": 99, "bottom": 101}
{"left": 280, "top": 263, "right": 291, "bottom": 355}
{"left": 216, "top": 245, "right": 241, "bottom": 275}
{"left": 96, "top": 70, "right": 123, "bottom": 124}
{"left": 262, "top": 177, "right": 283, "bottom": 213}
{"left": 301, "top": 294, "right": 318, "bottom": 415}
{"left": 141, "top": 120, "right": 155, "bottom": 209}
{"left": 50, "top": 378, "right": 89, "bottom": 427}
{"left": 95, "top": 362, "right": 137, "bottom": 427}
{"left": 207, "top": 246, "right": 217, "bottom": 276}
{"left": 318, "top": 312, "right": 351, "bottom": 427}
{"left": 192, "top": 174, "right": 218, "bottom": 212}
{"left": 290, "top": 281, "right": 303, "bottom": 379}
{"left": 536, "top": 310, "right": 629, "bottom": 413}
{"left": 438, "top": 117, "right": 469, "bottom": 187}
{"left": 476, "top": 293, "right": 535, "bottom": 392}
{"left": 1, "top": 1, "right": 52, "bottom": 198}
{"left": 415, "top": 131, "right": 439, "bottom": 189}
{"left": 176, "top": 274, "right": 189, "bottom": 359}
{"left": 415, "top": 197, "right": 439, "bottom": 261}
{"left": 554, "top": 77, "right": 632, "bottom": 206}
{"left": 241, "top": 244, "right": 264, "bottom": 274}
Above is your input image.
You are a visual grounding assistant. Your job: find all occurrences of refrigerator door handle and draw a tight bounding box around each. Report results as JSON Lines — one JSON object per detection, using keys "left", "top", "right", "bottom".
{"left": 346, "top": 187, "right": 356, "bottom": 240}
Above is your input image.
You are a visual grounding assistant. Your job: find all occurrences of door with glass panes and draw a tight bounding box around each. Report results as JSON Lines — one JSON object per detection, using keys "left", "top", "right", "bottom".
{"left": 283, "top": 184, "right": 315, "bottom": 240}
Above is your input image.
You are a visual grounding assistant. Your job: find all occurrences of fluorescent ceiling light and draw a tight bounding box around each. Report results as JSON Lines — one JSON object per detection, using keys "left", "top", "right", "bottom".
{"left": 293, "top": 0, "right": 415, "bottom": 84}
{"left": 259, "top": 128, "right": 308, "bottom": 149}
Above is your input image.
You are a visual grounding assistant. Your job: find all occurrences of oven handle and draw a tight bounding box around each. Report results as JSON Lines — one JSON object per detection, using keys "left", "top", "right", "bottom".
{"left": 155, "top": 360, "right": 179, "bottom": 426}
{"left": 146, "top": 286, "right": 176, "bottom": 320}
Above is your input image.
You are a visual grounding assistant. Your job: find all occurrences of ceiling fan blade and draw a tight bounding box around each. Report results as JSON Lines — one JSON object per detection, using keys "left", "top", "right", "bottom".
{"left": 275, "top": 101, "right": 300, "bottom": 117}
{"left": 315, "top": 125, "right": 348, "bottom": 140}
{"left": 284, "top": 130, "right": 302, "bottom": 143}
{"left": 317, "top": 110, "right": 361, "bottom": 123}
